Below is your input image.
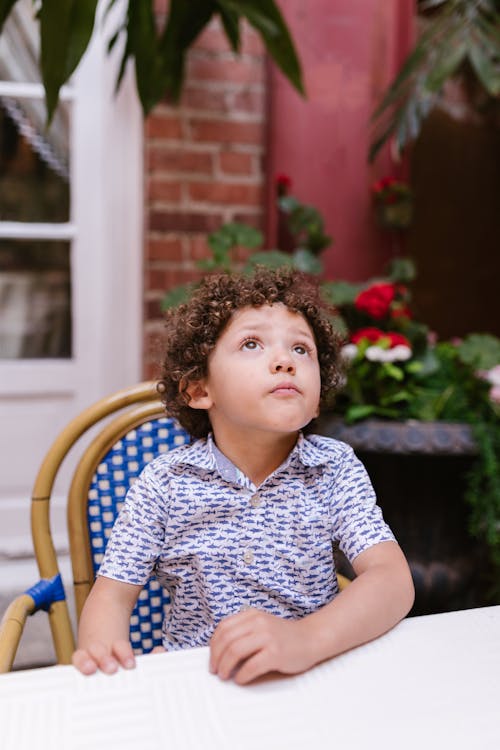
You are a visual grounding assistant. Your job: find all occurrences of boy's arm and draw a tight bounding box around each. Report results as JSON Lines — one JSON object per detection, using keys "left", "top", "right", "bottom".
{"left": 72, "top": 576, "right": 143, "bottom": 675}
{"left": 209, "top": 540, "right": 414, "bottom": 684}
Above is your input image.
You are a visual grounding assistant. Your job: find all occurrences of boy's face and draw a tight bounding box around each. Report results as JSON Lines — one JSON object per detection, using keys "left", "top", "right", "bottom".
{"left": 186, "top": 303, "right": 321, "bottom": 442}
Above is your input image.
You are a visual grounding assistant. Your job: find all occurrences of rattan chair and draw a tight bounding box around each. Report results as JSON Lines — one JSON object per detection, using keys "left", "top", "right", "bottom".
{"left": 0, "top": 380, "right": 350, "bottom": 673}
{"left": 0, "top": 381, "right": 191, "bottom": 673}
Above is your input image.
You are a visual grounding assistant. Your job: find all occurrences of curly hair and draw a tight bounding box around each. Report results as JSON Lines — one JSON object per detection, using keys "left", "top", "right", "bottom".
{"left": 158, "top": 267, "right": 342, "bottom": 438}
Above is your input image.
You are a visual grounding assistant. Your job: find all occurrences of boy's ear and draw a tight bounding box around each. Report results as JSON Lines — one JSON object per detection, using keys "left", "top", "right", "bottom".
{"left": 183, "top": 379, "right": 213, "bottom": 410}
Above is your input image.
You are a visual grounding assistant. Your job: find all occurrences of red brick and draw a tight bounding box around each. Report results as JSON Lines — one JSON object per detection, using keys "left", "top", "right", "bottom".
{"left": 145, "top": 113, "right": 183, "bottom": 139}
{"left": 232, "top": 212, "right": 265, "bottom": 229}
{"left": 218, "top": 151, "right": 254, "bottom": 175}
{"left": 146, "top": 267, "right": 200, "bottom": 292}
{"left": 147, "top": 147, "right": 214, "bottom": 175}
{"left": 232, "top": 88, "right": 266, "bottom": 114}
{"left": 144, "top": 298, "right": 164, "bottom": 321}
{"left": 149, "top": 210, "right": 223, "bottom": 233}
{"left": 188, "top": 181, "right": 263, "bottom": 206}
{"left": 181, "top": 86, "right": 229, "bottom": 113}
{"left": 190, "top": 119, "right": 264, "bottom": 145}
{"left": 189, "top": 235, "right": 212, "bottom": 261}
{"left": 187, "top": 55, "right": 265, "bottom": 86}
{"left": 146, "top": 238, "right": 184, "bottom": 262}
{"left": 194, "top": 25, "right": 233, "bottom": 54}
{"left": 148, "top": 179, "right": 182, "bottom": 203}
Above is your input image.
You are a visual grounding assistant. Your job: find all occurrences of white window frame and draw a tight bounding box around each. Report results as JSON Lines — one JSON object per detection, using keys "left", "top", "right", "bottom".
{"left": 0, "top": 4, "right": 143, "bottom": 566}
{"left": 0, "top": 9, "right": 143, "bottom": 399}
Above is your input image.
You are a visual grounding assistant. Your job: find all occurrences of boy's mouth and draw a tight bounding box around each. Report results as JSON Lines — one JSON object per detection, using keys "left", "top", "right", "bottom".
{"left": 271, "top": 382, "right": 300, "bottom": 395}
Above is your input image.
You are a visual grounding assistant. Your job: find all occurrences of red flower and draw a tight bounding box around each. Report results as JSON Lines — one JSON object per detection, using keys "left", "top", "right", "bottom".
{"left": 391, "top": 305, "right": 412, "bottom": 320}
{"left": 351, "top": 328, "right": 410, "bottom": 349}
{"left": 351, "top": 327, "right": 386, "bottom": 344}
{"left": 355, "top": 283, "right": 395, "bottom": 319}
{"left": 372, "top": 176, "right": 397, "bottom": 194}
{"left": 386, "top": 332, "right": 410, "bottom": 348}
{"left": 276, "top": 174, "right": 292, "bottom": 195}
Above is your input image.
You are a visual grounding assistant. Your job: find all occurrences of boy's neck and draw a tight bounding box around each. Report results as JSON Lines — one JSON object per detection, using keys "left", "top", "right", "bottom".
{"left": 210, "top": 428, "right": 300, "bottom": 487}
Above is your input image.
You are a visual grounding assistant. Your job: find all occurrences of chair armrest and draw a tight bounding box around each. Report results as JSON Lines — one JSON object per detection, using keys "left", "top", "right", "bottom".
{"left": 0, "top": 593, "right": 36, "bottom": 673}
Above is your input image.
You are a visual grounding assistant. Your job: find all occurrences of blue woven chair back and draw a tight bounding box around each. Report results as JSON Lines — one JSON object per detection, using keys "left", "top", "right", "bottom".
{"left": 87, "top": 416, "right": 191, "bottom": 654}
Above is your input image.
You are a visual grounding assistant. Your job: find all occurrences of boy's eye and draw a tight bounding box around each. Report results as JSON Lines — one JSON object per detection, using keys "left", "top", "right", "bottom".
{"left": 293, "top": 344, "right": 308, "bottom": 355}
{"left": 241, "top": 339, "right": 260, "bottom": 350}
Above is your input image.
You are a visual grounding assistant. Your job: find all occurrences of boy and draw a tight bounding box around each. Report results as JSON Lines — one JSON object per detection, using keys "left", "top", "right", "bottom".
{"left": 73, "top": 268, "right": 414, "bottom": 683}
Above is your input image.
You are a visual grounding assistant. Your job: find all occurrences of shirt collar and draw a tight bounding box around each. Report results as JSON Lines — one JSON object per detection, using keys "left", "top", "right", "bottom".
{"left": 169, "top": 432, "right": 328, "bottom": 475}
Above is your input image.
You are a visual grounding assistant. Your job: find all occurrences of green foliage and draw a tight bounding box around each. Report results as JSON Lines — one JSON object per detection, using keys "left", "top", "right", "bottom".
{"left": 278, "top": 195, "right": 332, "bottom": 256}
{"left": 0, "top": 0, "right": 304, "bottom": 122}
{"left": 161, "top": 190, "right": 334, "bottom": 310}
{"left": 370, "top": 0, "right": 500, "bottom": 161}
{"left": 39, "top": 0, "right": 99, "bottom": 123}
{"left": 335, "top": 271, "right": 500, "bottom": 591}
{"left": 200, "top": 223, "right": 263, "bottom": 273}
{"left": 457, "top": 334, "right": 500, "bottom": 370}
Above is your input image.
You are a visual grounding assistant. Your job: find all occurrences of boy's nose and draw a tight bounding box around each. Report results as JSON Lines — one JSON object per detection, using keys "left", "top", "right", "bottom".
{"left": 271, "top": 353, "right": 296, "bottom": 374}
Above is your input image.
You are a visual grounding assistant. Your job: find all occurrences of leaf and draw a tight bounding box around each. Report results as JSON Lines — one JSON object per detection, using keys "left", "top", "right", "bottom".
{"left": 386, "top": 257, "right": 417, "bottom": 283}
{"left": 39, "top": 0, "right": 98, "bottom": 123}
{"left": 244, "top": 250, "right": 294, "bottom": 271}
{"left": 65, "top": 0, "right": 99, "bottom": 79}
{"left": 158, "top": 0, "right": 216, "bottom": 103}
{"left": 424, "top": 38, "right": 468, "bottom": 92}
{"left": 458, "top": 334, "right": 500, "bottom": 370}
{"left": 161, "top": 283, "right": 197, "bottom": 310}
{"left": 292, "top": 248, "right": 323, "bottom": 275}
{"left": 216, "top": 1, "right": 241, "bottom": 52}
{"left": 345, "top": 404, "right": 377, "bottom": 423}
{"left": 468, "top": 36, "right": 500, "bottom": 96}
{"left": 382, "top": 362, "right": 405, "bottom": 381}
{"left": 321, "top": 280, "right": 363, "bottom": 306}
{"left": 227, "top": 0, "right": 304, "bottom": 95}
{"left": 119, "top": 1, "right": 164, "bottom": 114}
{"left": 0, "top": 0, "right": 17, "bottom": 34}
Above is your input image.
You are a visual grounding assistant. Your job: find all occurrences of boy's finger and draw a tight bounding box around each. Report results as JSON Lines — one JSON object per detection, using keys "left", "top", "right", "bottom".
{"left": 112, "top": 639, "right": 136, "bottom": 669}
{"left": 233, "top": 649, "right": 271, "bottom": 685}
{"left": 209, "top": 616, "right": 253, "bottom": 673}
{"left": 213, "top": 633, "right": 263, "bottom": 680}
{"left": 87, "top": 642, "right": 119, "bottom": 674}
{"left": 72, "top": 648, "right": 98, "bottom": 675}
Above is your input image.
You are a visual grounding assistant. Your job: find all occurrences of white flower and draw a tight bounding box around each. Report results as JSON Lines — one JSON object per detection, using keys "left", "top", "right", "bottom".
{"left": 365, "top": 345, "right": 412, "bottom": 363}
{"left": 365, "top": 346, "right": 386, "bottom": 362}
{"left": 390, "top": 345, "right": 412, "bottom": 361}
{"left": 485, "top": 365, "right": 500, "bottom": 388}
{"left": 341, "top": 344, "right": 358, "bottom": 362}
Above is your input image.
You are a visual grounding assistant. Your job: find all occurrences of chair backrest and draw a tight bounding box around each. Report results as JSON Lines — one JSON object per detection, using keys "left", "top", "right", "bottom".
{"left": 30, "top": 381, "right": 191, "bottom": 663}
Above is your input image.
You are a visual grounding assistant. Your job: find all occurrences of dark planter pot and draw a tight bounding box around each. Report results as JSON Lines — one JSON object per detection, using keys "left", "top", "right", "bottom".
{"left": 316, "top": 416, "right": 491, "bottom": 616}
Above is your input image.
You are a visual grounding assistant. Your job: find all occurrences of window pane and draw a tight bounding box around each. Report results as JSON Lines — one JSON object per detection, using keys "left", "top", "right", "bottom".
{"left": 0, "top": 98, "right": 70, "bottom": 222}
{"left": 0, "top": 240, "right": 71, "bottom": 358}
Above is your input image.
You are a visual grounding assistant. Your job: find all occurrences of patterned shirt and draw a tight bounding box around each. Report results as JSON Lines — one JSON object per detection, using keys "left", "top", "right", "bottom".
{"left": 98, "top": 433, "right": 395, "bottom": 650}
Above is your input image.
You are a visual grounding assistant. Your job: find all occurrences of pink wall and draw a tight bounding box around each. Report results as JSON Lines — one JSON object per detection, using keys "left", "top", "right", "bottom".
{"left": 267, "top": 0, "right": 415, "bottom": 281}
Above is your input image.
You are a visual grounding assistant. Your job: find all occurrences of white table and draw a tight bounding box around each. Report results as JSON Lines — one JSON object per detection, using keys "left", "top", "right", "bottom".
{"left": 0, "top": 605, "right": 499, "bottom": 750}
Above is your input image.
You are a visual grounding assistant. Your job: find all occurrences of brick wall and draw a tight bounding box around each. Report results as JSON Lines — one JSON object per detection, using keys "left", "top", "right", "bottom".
{"left": 143, "top": 17, "right": 268, "bottom": 378}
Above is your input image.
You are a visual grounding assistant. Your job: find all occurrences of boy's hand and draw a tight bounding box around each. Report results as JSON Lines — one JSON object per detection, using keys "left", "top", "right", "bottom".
{"left": 209, "top": 609, "right": 312, "bottom": 685}
{"left": 72, "top": 639, "right": 136, "bottom": 675}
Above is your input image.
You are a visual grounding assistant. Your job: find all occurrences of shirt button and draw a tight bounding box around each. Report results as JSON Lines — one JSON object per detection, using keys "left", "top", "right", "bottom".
{"left": 250, "top": 494, "right": 261, "bottom": 508}
{"left": 243, "top": 550, "right": 254, "bottom": 565}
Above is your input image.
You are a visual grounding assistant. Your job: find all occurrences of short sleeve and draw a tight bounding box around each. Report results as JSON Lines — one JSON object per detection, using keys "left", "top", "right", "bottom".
{"left": 98, "top": 461, "right": 168, "bottom": 585}
{"left": 330, "top": 446, "right": 395, "bottom": 562}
